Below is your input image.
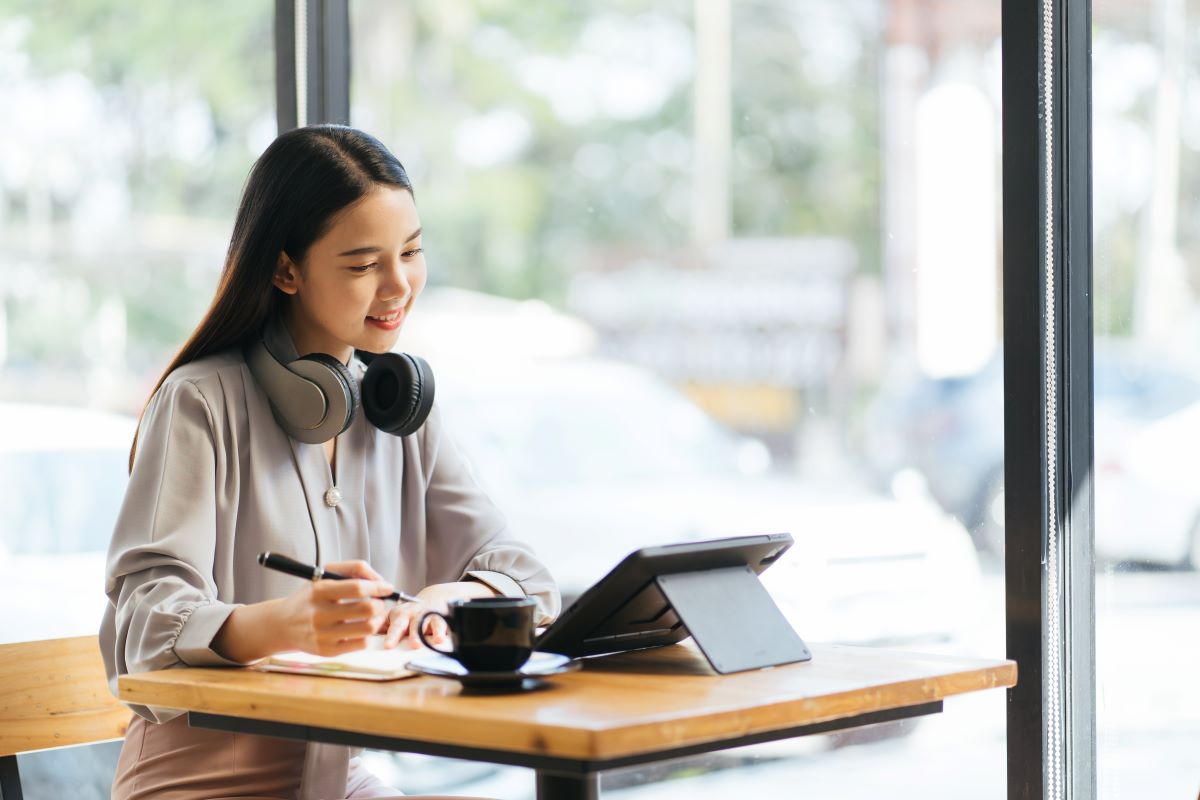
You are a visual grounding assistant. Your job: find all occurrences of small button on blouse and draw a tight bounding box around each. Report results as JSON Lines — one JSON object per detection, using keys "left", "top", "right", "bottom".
{"left": 324, "top": 486, "right": 342, "bottom": 508}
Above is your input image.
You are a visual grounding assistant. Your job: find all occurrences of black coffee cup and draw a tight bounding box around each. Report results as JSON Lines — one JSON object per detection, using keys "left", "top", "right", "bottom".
{"left": 418, "top": 596, "right": 536, "bottom": 672}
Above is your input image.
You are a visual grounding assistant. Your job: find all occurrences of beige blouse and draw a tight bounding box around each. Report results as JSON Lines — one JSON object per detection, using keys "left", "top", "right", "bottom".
{"left": 100, "top": 315, "right": 560, "bottom": 799}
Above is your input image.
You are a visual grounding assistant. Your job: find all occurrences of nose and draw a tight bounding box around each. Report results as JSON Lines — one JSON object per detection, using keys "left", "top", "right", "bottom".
{"left": 381, "top": 258, "right": 412, "bottom": 303}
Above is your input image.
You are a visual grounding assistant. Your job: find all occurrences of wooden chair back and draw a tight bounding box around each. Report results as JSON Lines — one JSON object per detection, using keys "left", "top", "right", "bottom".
{"left": 0, "top": 635, "right": 129, "bottom": 758}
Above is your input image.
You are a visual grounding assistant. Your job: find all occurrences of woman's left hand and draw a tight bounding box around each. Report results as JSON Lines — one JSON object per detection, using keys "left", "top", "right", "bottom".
{"left": 380, "top": 581, "right": 497, "bottom": 649}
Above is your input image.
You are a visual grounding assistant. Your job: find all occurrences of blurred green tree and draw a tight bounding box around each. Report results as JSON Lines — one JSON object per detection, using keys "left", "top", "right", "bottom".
{"left": 0, "top": 0, "right": 273, "bottom": 372}
{"left": 352, "top": 0, "right": 881, "bottom": 301}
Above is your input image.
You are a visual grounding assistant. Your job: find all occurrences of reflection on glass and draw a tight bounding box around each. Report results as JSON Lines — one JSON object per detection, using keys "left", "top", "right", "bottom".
{"left": 1093, "top": 2, "right": 1200, "bottom": 797}
{"left": 353, "top": 1, "right": 1004, "bottom": 797}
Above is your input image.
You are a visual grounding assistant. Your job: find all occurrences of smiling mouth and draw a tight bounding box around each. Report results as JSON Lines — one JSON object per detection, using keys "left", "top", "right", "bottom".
{"left": 367, "top": 310, "right": 402, "bottom": 322}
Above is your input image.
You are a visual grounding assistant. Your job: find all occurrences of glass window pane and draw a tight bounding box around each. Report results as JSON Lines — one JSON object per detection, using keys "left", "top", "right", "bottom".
{"left": 1093, "top": 2, "right": 1200, "bottom": 796}
{"left": 0, "top": 1, "right": 275, "bottom": 644}
{"left": 352, "top": 1, "right": 1005, "bottom": 796}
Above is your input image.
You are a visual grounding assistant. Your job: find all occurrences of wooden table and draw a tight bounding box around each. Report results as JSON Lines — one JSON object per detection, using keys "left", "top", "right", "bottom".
{"left": 119, "top": 642, "right": 1016, "bottom": 799}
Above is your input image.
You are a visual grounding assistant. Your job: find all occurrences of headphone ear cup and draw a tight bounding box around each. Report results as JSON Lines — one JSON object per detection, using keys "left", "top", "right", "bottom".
{"left": 294, "top": 353, "right": 360, "bottom": 435}
{"left": 361, "top": 352, "right": 435, "bottom": 437}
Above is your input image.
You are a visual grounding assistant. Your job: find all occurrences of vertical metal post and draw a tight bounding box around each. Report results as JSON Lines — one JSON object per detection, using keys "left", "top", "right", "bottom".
{"left": 1061, "top": 0, "right": 1097, "bottom": 795}
{"left": 0, "top": 755, "right": 23, "bottom": 800}
{"left": 1002, "top": 0, "right": 1047, "bottom": 785}
{"left": 1002, "top": 0, "right": 1094, "bottom": 797}
{"left": 309, "top": 0, "right": 350, "bottom": 125}
{"left": 275, "top": 0, "right": 350, "bottom": 133}
{"left": 536, "top": 771, "right": 599, "bottom": 800}
{"left": 275, "top": 0, "right": 298, "bottom": 133}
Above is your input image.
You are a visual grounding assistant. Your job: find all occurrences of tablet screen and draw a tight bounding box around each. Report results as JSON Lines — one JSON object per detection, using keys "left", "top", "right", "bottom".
{"left": 535, "top": 532, "right": 793, "bottom": 659}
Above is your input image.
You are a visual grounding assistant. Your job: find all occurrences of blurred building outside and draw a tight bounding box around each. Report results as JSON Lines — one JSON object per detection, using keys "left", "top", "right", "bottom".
{"left": 565, "top": 237, "right": 856, "bottom": 472}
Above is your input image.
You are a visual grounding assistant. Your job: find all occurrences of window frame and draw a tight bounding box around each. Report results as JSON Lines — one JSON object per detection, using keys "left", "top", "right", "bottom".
{"left": 1003, "top": 0, "right": 1095, "bottom": 797}
{"left": 275, "top": 0, "right": 350, "bottom": 131}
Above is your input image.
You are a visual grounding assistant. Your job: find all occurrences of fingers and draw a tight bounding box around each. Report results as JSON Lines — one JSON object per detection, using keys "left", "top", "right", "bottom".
{"left": 324, "top": 559, "right": 386, "bottom": 582}
{"left": 285, "top": 575, "right": 393, "bottom": 656}
{"left": 307, "top": 607, "right": 387, "bottom": 655}
{"left": 313, "top": 578, "right": 394, "bottom": 602}
{"left": 314, "top": 616, "right": 379, "bottom": 638}
{"left": 313, "top": 597, "right": 386, "bottom": 625}
{"left": 409, "top": 611, "right": 448, "bottom": 649}
{"left": 382, "top": 604, "right": 447, "bottom": 649}
{"left": 310, "top": 593, "right": 387, "bottom": 651}
{"left": 311, "top": 634, "right": 381, "bottom": 657}
{"left": 383, "top": 605, "right": 418, "bottom": 648}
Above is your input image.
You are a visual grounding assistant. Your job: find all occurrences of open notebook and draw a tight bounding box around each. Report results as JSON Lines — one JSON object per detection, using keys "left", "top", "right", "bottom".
{"left": 257, "top": 637, "right": 427, "bottom": 681}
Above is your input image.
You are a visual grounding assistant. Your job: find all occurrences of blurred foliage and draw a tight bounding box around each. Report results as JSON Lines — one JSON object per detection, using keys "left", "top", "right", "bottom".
{"left": 1095, "top": 218, "right": 1140, "bottom": 338}
{"left": 0, "top": 0, "right": 273, "bottom": 369}
{"left": 1093, "top": 13, "right": 1200, "bottom": 338}
{"left": 2, "top": 0, "right": 885, "bottom": 371}
{"left": 0, "top": 0, "right": 272, "bottom": 217}
{"left": 3, "top": 0, "right": 1195, "bottom": 373}
{"left": 730, "top": 3, "right": 880, "bottom": 270}
{"left": 352, "top": 0, "right": 882, "bottom": 300}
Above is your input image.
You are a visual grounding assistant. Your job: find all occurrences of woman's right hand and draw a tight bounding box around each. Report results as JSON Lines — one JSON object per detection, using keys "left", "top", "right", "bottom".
{"left": 274, "top": 560, "right": 395, "bottom": 656}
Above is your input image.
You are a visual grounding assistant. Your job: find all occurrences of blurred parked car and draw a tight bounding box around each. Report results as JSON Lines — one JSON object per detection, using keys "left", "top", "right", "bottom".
{"left": 0, "top": 403, "right": 136, "bottom": 644}
{"left": 399, "top": 288, "right": 985, "bottom": 646}
{"left": 862, "top": 341, "right": 1200, "bottom": 559}
{"left": 425, "top": 354, "right": 983, "bottom": 647}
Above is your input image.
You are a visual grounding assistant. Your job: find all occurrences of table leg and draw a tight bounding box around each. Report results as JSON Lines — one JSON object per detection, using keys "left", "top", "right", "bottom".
{"left": 536, "top": 770, "right": 599, "bottom": 800}
{"left": 0, "top": 755, "right": 23, "bottom": 800}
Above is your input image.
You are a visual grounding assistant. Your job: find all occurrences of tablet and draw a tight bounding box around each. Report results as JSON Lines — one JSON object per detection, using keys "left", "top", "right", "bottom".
{"left": 535, "top": 533, "right": 794, "bottom": 660}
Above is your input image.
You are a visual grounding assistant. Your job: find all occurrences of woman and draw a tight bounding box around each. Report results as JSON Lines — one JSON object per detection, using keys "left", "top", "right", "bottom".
{"left": 100, "top": 124, "right": 560, "bottom": 799}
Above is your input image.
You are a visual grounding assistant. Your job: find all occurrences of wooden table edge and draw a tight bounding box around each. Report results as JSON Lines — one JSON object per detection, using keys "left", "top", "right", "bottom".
{"left": 570, "top": 659, "right": 1017, "bottom": 759}
{"left": 118, "top": 658, "right": 1016, "bottom": 761}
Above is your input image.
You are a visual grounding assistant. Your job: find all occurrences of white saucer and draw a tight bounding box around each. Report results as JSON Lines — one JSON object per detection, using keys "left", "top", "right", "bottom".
{"left": 407, "top": 651, "right": 577, "bottom": 689}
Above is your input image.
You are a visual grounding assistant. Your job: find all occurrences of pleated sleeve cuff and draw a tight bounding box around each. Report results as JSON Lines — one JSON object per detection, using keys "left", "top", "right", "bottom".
{"left": 463, "top": 569, "right": 526, "bottom": 599}
{"left": 172, "top": 602, "right": 250, "bottom": 667}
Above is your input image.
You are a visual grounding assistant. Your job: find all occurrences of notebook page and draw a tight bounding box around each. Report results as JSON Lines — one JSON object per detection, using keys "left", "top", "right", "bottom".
{"left": 259, "top": 637, "right": 429, "bottom": 680}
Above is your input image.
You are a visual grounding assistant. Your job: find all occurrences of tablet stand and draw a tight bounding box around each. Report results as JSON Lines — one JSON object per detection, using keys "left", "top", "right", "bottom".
{"left": 655, "top": 565, "right": 811, "bottom": 674}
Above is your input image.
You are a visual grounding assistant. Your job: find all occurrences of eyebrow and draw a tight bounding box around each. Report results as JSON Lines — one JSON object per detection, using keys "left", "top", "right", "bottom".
{"left": 337, "top": 227, "right": 422, "bottom": 257}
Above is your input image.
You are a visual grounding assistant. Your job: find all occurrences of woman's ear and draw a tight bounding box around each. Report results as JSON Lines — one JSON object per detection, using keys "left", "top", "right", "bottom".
{"left": 272, "top": 252, "right": 300, "bottom": 296}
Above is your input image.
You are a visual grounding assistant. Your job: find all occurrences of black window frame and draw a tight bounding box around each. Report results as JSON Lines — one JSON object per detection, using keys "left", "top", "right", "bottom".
{"left": 275, "top": 0, "right": 349, "bottom": 131}
{"left": 1004, "top": 0, "right": 1095, "bottom": 797}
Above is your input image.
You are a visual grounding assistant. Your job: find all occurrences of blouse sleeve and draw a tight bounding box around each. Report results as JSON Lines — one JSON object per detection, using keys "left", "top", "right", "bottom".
{"left": 419, "top": 405, "right": 562, "bottom": 626}
{"left": 99, "top": 378, "right": 246, "bottom": 720}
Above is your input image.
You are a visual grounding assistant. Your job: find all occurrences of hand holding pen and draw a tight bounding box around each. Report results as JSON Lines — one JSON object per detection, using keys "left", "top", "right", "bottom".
{"left": 257, "top": 552, "right": 469, "bottom": 650}
{"left": 236, "top": 554, "right": 401, "bottom": 657}
{"left": 258, "top": 552, "right": 420, "bottom": 603}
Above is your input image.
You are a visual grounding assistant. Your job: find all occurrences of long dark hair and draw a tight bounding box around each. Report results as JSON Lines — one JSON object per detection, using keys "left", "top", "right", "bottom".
{"left": 128, "top": 124, "right": 413, "bottom": 472}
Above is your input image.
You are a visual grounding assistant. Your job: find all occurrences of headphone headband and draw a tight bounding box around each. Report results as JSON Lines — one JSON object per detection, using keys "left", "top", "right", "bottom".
{"left": 245, "top": 339, "right": 329, "bottom": 431}
{"left": 245, "top": 326, "right": 434, "bottom": 444}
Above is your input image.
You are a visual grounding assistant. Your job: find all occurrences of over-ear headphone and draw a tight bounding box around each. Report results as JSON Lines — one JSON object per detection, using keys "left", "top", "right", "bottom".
{"left": 245, "top": 338, "right": 435, "bottom": 444}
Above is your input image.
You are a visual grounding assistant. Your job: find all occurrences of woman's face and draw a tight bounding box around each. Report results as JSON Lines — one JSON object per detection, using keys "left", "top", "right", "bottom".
{"left": 273, "top": 185, "right": 426, "bottom": 363}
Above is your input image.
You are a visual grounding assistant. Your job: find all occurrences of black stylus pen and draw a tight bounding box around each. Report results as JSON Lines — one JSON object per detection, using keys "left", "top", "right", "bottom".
{"left": 258, "top": 552, "right": 420, "bottom": 603}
